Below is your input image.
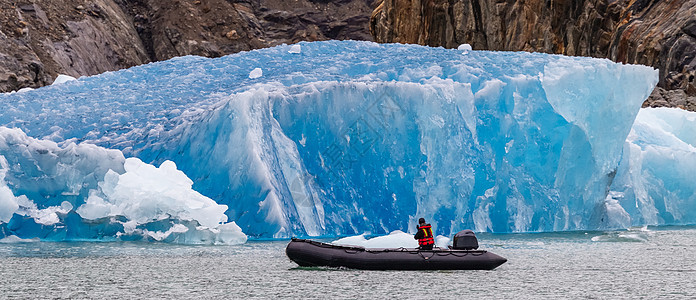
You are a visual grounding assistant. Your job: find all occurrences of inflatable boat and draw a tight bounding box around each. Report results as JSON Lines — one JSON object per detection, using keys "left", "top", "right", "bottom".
{"left": 286, "top": 230, "right": 507, "bottom": 270}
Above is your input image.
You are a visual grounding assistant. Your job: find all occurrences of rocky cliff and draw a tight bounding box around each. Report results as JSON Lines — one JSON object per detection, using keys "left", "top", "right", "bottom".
{"left": 4, "top": 0, "right": 695, "bottom": 111}
{"left": 371, "top": 0, "right": 696, "bottom": 110}
{"left": 0, "top": 0, "right": 373, "bottom": 92}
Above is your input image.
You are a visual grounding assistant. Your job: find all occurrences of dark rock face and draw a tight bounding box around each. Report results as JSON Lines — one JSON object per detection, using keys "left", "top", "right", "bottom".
{"left": 120, "top": 0, "right": 374, "bottom": 61}
{"left": 371, "top": 0, "right": 696, "bottom": 110}
{"left": 0, "top": 0, "right": 149, "bottom": 92}
{"left": 0, "top": 0, "right": 374, "bottom": 92}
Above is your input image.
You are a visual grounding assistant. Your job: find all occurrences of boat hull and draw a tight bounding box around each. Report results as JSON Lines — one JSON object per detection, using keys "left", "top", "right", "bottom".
{"left": 286, "top": 238, "right": 507, "bottom": 270}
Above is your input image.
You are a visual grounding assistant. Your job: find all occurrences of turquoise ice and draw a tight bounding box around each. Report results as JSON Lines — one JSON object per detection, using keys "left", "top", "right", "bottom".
{"left": 0, "top": 40, "right": 681, "bottom": 240}
{"left": 609, "top": 108, "right": 696, "bottom": 228}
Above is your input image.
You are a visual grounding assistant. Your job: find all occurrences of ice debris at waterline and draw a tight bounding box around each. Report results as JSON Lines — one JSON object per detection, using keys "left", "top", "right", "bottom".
{"left": 0, "top": 40, "right": 667, "bottom": 239}
{"left": 0, "top": 128, "right": 247, "bottom": 244}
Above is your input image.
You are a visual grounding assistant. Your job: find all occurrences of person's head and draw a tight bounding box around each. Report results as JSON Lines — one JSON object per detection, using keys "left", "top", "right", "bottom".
{"left": 418, "top": 218, "right": 426, "bottom": 225}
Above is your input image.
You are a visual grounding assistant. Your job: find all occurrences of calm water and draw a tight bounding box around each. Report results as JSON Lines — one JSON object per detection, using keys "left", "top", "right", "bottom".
{"left": 1, "top": 227, "right": 695, "bottom": 299}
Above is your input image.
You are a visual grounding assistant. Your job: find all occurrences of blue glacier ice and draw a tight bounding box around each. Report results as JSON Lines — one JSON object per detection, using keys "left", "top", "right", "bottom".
{"left": 609, "top": 108, "right": 696, "bottom": 228}
{"left": 0, "top": 127, "right": 246, "bottom": 244}
{"left": 0, "top": 40, "right": 674, "bottom": 241}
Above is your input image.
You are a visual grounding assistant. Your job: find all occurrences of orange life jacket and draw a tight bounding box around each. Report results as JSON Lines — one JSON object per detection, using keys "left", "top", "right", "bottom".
{"left": 418, "top": 224, "right": 435, "bottom": 246}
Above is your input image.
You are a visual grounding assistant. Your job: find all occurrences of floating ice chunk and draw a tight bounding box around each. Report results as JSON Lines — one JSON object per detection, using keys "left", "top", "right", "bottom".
{"left": 435, "top": 235, "right": 451, "bottom": 248}
{"left": 52, "top": 74, "right": 77, "bottom": 85}
{"left": 0, "top": 235, "right": 39, "bottom": 243}
{"left": 213, "top": 222, "right": 248, "bottom": 245}
{"left": 591, "top": 228, "right": 650, "bottom": 242}
{"left": 332, "top": 234, "right": 369, "bottom": 246}
{"left": 457, "top": 44, "right": 472, "bottom": 51}
{"left": 78, "top": 157, "right": 246, "bottom": 243}
{"left": 332, "top": 230, "right": 451, "bottom": 248}
{"left": 79, "top": 157, "right": 229, "bottom": 228}
{"left": 333, "top": 231, "right": 418, "bottom": 248}
{"left": 17, "top": 87, "right": 34, "bottom": 93}
{"left": 288, "top": 44, "right": 301, "bottom": 54}
{"left": 249, "top": 68, "right": 263, "bottom": 79}
{"left": 117, "top": 221, "right": 247, "bottom": 244}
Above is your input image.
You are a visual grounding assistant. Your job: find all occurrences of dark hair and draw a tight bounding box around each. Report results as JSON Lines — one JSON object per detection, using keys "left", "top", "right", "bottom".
{"left": 418, "top": 218, "right": 426, "bottom": 224}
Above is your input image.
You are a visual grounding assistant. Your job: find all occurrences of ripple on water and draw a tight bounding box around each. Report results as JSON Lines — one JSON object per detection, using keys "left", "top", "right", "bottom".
{"left": 0, "top": 228, "right": 694, "bottom": 298}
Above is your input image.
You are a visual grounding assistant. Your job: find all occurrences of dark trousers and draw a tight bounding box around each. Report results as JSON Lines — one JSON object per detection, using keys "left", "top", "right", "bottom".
{"left": 419, "top": 244, "right": 434, "bottom": 250}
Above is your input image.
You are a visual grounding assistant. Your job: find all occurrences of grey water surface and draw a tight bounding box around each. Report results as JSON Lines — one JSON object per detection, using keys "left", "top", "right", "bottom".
{"left": 0, "top": 227, "right": 694, "bottom": 299}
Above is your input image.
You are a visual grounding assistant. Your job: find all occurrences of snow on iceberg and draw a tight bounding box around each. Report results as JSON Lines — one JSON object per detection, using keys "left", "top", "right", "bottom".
{"left": 0, "top": 127, "right": 246, "bottom": 244}
{"left": 0, "top": 41, "right": 661, "bottom": 239}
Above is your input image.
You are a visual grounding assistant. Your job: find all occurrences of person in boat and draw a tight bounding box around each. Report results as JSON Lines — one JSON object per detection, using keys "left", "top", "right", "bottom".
{"left": 414, "top": 218, "right": 435, "bottom": 250}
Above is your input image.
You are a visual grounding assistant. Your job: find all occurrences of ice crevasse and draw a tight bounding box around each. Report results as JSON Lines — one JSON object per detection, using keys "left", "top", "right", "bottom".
{"left": 0, "top": 40, "right": 689, "bottom": 241}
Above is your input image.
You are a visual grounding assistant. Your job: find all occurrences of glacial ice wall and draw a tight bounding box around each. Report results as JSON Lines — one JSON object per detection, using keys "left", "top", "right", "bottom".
{"left": 0, "top": 41, "right": 662, "bottom": 239}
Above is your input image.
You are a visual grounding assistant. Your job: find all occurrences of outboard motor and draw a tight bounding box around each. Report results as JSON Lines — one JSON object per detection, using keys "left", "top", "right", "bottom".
{"left": 452, "top": 230, "right": 479, "bottom": 250}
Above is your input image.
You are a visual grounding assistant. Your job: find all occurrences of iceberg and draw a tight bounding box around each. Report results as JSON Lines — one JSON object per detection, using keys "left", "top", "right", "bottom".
{"left": 0, "top": 40, "right": 665, "bottom": 240}
{"left": 0, "top": 127, "right": 246, "bottom": 244}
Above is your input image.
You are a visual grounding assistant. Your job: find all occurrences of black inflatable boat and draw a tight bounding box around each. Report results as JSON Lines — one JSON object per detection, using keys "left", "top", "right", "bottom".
{"left": 286, "top": 230, "right": 507, "bottom": 270}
